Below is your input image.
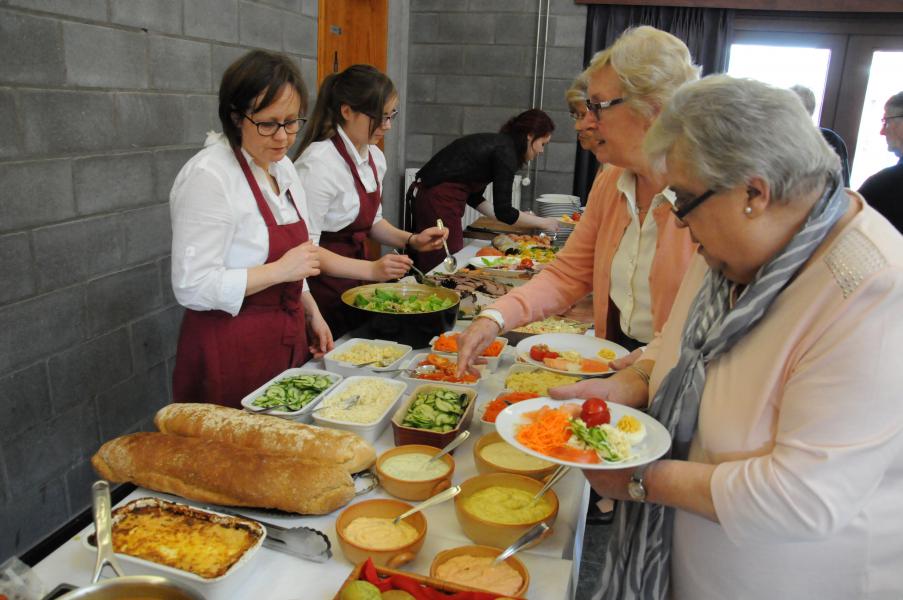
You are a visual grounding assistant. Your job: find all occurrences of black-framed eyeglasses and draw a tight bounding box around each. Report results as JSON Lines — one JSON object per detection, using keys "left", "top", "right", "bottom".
{"left": 371, "top": 109, "right": 399, "bottom": 126}
{"left": 881, "top": 115, "right": 902, "bottom": 126}
{"left": 584, "top": 97, "right": 625, "bottom": 120}
{"left": 672, "top": 188, "right": 717, "bottom": 221}
{"left": 241, "top": 113, "right": 307, "bottom": 136}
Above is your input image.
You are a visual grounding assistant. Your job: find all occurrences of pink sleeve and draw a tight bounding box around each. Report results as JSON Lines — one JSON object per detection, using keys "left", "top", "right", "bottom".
{"left": 489, "top": 182, "right": 604, "bottom": 328}
{"left": 711, "top": 270, "right": 903, "bottom": 544}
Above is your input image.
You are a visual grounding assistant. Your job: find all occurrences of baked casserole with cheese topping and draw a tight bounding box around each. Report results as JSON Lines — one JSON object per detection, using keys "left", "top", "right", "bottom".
{"left": 107, "top": 498, "right": 264, "bottom": 579}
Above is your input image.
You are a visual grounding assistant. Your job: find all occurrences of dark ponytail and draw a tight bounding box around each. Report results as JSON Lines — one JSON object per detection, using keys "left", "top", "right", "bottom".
{"left": 500, "top": 108, "right": 555, "bottom": 167}
{"left": 293, "top": 64, "right": 396, "bottom": 160}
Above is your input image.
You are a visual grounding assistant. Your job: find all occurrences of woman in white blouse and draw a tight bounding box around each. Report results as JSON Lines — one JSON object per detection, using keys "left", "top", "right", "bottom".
{"left": 169, "top": 51, "right": 403, "bottom": 408}
{"left": 294, "top": 65, "right": 447, "bottom": 337}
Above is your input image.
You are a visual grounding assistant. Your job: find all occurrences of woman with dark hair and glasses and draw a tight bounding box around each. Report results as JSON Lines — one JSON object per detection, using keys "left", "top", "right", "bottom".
{"left": 408, "top": 108, "right": 561, "bottom": 272}
{"left": 294, "top": 65, "right": 446, "bottom": 337}
{"left": 170, "top": 51, "right": 387, "bottom": 407}
{"left": 456, "top": 27, "right": 699, "bottom": 370}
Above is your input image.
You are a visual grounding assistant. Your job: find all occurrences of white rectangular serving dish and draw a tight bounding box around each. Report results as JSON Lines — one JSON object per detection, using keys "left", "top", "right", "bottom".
{"left": 82, "top": 497, "right": 265, "bottom": 600}
{"left": 311, "top": 376, "right": 407, "bottom": 443}
{"left": 428, "top": 331, "right": 508, "bottom": 372}
{"left": 398, "top": 352, "right": 484, "bottom": 393}
{"left": 239, "top": 367, "right": 342, "bottom": 423}
{"left": 322, "top": 337, "right": 413, "bottom": 378}
{"left": 502, "top": 362, "right": 582, "bottom": 395}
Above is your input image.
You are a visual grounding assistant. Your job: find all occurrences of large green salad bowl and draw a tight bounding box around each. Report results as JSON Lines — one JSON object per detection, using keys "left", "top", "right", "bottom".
{"left": 342, "top": 283, "right": 460, "bottom": 349}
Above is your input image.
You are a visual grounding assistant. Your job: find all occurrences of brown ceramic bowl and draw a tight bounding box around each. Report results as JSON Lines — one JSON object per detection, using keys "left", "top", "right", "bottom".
{"left": 376, "top": 444, "right": 456, "bottom": 501}
{"left": 429, "top": 544, "right": 530, "bottom": 598}
{"left": 391, "top": 383, "right": 477, "bottom": 449}
{"left": 335, "top": 499, "right": 427, "bottom": 568}
{"left": 454, "top": 472, "right": 558, "bottom": 548}
{"left": 473, "top": 431, "right": 557, "bottom": 481}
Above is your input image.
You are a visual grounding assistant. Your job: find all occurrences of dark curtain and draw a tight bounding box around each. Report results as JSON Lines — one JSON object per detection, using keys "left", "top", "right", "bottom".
{"left": 572, "top": 5, "right": 735, "bottom": 202}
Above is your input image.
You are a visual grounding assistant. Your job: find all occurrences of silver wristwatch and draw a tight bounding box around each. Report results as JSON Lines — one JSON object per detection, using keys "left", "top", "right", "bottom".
{"left": 627, "top": 465, "right": 649, "bottom": 502}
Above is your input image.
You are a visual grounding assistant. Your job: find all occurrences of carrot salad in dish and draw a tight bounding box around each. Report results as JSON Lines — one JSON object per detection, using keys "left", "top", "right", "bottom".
{"left": 413, "top": 353, "right": 479, "bottom": 384}
{"left": 514, "top": 398, "right": 646, "bottom": 464}
{"left": 482, "top": 391, "right": 539, "bottom": 423}
{"left": 434, "top": 333, "right": 504, "bottom": 357}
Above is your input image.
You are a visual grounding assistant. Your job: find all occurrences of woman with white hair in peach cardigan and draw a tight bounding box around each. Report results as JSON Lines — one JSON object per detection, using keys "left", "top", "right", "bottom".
{"left": 456, "top": 26, "right": 699, "bottom": 368}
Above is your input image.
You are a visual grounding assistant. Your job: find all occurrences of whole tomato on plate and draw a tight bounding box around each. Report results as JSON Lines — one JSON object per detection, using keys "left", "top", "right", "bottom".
{"left": 580, "top": 397, "right": 611, "bottom": 427}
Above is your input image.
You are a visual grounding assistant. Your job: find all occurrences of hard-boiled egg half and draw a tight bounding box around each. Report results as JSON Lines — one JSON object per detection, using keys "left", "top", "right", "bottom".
{"left": 616, "top": 415, "right": 646, "bottom": 444}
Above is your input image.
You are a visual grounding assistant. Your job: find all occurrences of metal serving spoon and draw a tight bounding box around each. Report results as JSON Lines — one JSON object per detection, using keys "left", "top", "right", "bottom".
{"left": 309, "top": 395, "right": 361, "bottom": 414}
{"left": 426, "top": 430, "right": 470, "bottom": 464}
{"left": 491, "top": 522, "right": 551, "bottom": 565}
{"left": 392, "top": 485, "right": 461, "bottom": 525}
{"left": 392, "top": 249, "right": 439, "bottom": 287}
{"left": 436, "top": 219, "right": 458, "bottom": 272}
{"left": 528, "top": 464, "right": 571, "bottom": 506}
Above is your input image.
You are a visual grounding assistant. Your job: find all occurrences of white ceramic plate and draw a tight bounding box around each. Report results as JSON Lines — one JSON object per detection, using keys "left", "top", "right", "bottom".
{"left": 495, "top": 397, "right": 671, "bottom": 470}
{"left": 468, "top": 256, "right": 526, "bottom": 270}
{"left": 515, "top": 333, "right": 629, "bottom": 376}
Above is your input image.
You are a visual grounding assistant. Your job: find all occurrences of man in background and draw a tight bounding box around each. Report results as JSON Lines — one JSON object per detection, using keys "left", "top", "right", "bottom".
{"left": 859, "top": 91, "right": 903, "bottom": 233}
{"left": 790, "top": 84, "right": 851, "bottom": 186}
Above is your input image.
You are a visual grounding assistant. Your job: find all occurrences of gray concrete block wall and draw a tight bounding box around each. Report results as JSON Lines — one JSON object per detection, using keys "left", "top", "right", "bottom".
{"left": 406, "top": 0, "right": 586, "bottom": 204}
{"left": 0, "top": 0, "right": 318, "bottom": 563}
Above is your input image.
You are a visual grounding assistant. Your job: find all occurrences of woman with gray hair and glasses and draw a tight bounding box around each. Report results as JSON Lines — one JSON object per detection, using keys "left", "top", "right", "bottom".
{"left": 570, "top": 75, "right": 903, "bottom": 599}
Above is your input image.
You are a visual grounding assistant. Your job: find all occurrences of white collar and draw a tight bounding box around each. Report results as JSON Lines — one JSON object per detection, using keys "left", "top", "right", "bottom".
{"left": 337, "top": 125, "right": 369, "bottom": 165}
{"left": 616, "top": 169, "right": 676, "bottom": 214}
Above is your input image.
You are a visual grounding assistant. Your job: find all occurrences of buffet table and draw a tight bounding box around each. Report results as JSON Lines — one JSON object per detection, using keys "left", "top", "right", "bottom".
{"left": 29, "top": 240, "right": 591, "bottom": 600}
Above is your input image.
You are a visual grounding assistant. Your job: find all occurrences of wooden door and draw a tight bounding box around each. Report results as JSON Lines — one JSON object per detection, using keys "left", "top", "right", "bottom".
{"left": 317, "top": 0, "right": 388, "bottom": 84}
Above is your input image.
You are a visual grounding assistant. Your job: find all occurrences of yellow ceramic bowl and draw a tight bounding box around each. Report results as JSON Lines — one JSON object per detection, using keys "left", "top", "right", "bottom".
{"left": 473, "top": 431, "right": 557, "bottom": 481}
{"left": 335, "top": 499, "right": 427, "bottom": 568}
{"left": 454, "top": 472, "right": 558, "bottom": 548}
{"left": 376, "top": 444, "right": 456, "bottom": 501}
{"left": 430, "top": 544, "right": 530, "bottom": 598}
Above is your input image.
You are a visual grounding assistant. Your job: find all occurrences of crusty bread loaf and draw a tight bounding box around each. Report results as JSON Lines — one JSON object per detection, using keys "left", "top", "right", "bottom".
{"left": 154, "top": 403, "right": 375, "bottom": 473}
{"left": 92, "top": 432, "right": 355, "bottom": 515}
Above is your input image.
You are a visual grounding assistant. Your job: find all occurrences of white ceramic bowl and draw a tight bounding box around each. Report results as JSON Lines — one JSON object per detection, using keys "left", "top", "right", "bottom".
{"left": 323, "top": 338, "right": 412, "bottom": 378}
{"left": 398, "top": 352, "right": 484, "bottom": 393}
{"left": 311, "top": 376, "right": 407, "bottom": 443}
{"left": 239, "top": 368, "right": 342, "bottom": 422}
{"left": 83, "top": 497, "right": 265, "bottom": 600}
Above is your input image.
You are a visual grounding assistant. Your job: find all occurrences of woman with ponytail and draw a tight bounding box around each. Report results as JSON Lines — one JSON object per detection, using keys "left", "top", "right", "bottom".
{"left": 294, "top": 64, "right": 446, "bottom": 337}
{"left": 408, "top": 108, "right": 561, "bottom": 272}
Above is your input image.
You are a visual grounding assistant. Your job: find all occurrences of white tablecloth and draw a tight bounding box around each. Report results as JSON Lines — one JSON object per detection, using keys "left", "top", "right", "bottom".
{"left": 31, "top": 241, "right": 590, "bottom": 600}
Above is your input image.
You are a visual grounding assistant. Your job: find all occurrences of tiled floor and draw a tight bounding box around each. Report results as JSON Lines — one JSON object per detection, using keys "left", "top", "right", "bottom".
{"left": 575, "top": 513, "right": 614, "bottom": 599}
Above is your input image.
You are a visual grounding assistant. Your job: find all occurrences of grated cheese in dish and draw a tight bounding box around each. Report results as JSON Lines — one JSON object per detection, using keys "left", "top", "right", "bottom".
{"left": 505, "top": 370, "right": 580, "bottom": 395}
{"left": 317, "top": 379, "right": 400, "bottom": 424}
{"left": 332, "top": 342, "right": 406, "bottom": 367}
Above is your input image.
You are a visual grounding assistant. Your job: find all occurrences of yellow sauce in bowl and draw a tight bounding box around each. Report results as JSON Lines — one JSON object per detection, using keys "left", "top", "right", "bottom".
{"left": 381, "top": 453, "right": 450, "bottom": 481}
{"left": 435, "top": 555, "right": 523, "bottom": 596}
{"left": 480, "top": 442, "right": 553, "bottom": 471}
{"left": 461, "top": 486, "right": 551, "bottom": 524}
{"left": 343, "top": 517, "right": 419, "bottom": 549}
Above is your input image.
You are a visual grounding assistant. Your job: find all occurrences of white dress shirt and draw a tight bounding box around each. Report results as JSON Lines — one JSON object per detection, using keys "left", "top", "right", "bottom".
{"left": 608, "top": 170, "right": 676, "bottom": 343}
{"left": 294, "top": 125, "right": 386, "bottom": 234}
{"left": 170, "top": 132, "right": 317, "bottom": 316}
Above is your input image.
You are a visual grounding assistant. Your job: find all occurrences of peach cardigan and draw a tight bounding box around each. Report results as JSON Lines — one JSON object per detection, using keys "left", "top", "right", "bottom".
{"left": 490, "top": 166, "right": 696, "bottom": 337}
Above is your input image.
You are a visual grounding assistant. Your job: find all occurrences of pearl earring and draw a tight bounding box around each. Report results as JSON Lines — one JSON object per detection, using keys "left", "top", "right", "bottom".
{"left": 744, "top": 206, "right": 753, "bottom": 215}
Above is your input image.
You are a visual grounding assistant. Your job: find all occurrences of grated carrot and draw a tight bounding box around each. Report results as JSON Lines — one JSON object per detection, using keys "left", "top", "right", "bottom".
{"left": 515, "top": 406, "right": 572, "bottom": 454}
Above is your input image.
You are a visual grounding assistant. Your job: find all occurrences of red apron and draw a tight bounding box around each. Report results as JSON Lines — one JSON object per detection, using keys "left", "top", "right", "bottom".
{"left": 308, "top": 136, "right": 381, "bottom": 338}
{"left": 172, "top": 148, "right": 310, "bottom": 408}
{"left": 411, "top": 180, "right": 486, "bottom": 272}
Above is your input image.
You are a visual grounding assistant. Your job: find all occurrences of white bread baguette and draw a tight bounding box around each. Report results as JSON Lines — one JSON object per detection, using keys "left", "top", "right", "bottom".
{"left": 154, "top": 403, "right": 375, "bottom": 473}
{"left": 92, "top": 432, "right": 355, "bottom": 515}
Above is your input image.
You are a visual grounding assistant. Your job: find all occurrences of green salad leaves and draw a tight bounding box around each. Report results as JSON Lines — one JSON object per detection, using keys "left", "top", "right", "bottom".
{"left": 569, "top": 418, "right": 629, "bottom": 462}
{"left": 353, "top": 288, "right": 455, "bottom": 314}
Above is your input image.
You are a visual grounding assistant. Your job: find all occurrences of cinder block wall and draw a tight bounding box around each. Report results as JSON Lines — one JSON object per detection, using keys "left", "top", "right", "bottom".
{"left": 0, "top": 0, "right": 318, "bottom": 562}
{"left": 405, "top": 0, "right": 586, "bottom": 203}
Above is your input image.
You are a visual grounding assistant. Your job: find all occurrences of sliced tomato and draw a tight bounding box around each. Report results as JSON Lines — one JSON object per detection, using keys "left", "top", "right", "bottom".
{"left": 546, "top": 444, "right": 599, "bottom": 464}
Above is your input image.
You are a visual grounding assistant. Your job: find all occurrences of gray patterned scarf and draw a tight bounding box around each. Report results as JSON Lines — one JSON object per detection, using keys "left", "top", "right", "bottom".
{"left": 593, "top": 176, "right": 848, "bottom": 600}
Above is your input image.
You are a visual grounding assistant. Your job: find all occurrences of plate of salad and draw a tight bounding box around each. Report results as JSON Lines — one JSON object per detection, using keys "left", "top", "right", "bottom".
{"left": 515, "top": 333, "right": 629, "bottom": 376}
{"left": 351, "top": 287, "right": 457, "bottom": 314}
{"left": 495, "top": 397, "right": 671, "bottom": 469}
{"left": 468, "top": 256, "right": 536, "bottom": 271}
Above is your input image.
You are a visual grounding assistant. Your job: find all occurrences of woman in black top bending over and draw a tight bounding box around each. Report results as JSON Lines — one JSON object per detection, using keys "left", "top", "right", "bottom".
{"left": 408, "top": 109, "right": 561, "bottom": 272}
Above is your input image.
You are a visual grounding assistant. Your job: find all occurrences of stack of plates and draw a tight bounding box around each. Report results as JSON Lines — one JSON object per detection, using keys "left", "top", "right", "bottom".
{"left": 535, "top": 194, "right": 581, "bottom": 243}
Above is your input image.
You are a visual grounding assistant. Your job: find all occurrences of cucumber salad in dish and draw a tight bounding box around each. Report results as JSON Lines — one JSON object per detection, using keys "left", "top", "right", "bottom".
{"left": 515, "top": 398, "right": 646, "bottom": 464}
